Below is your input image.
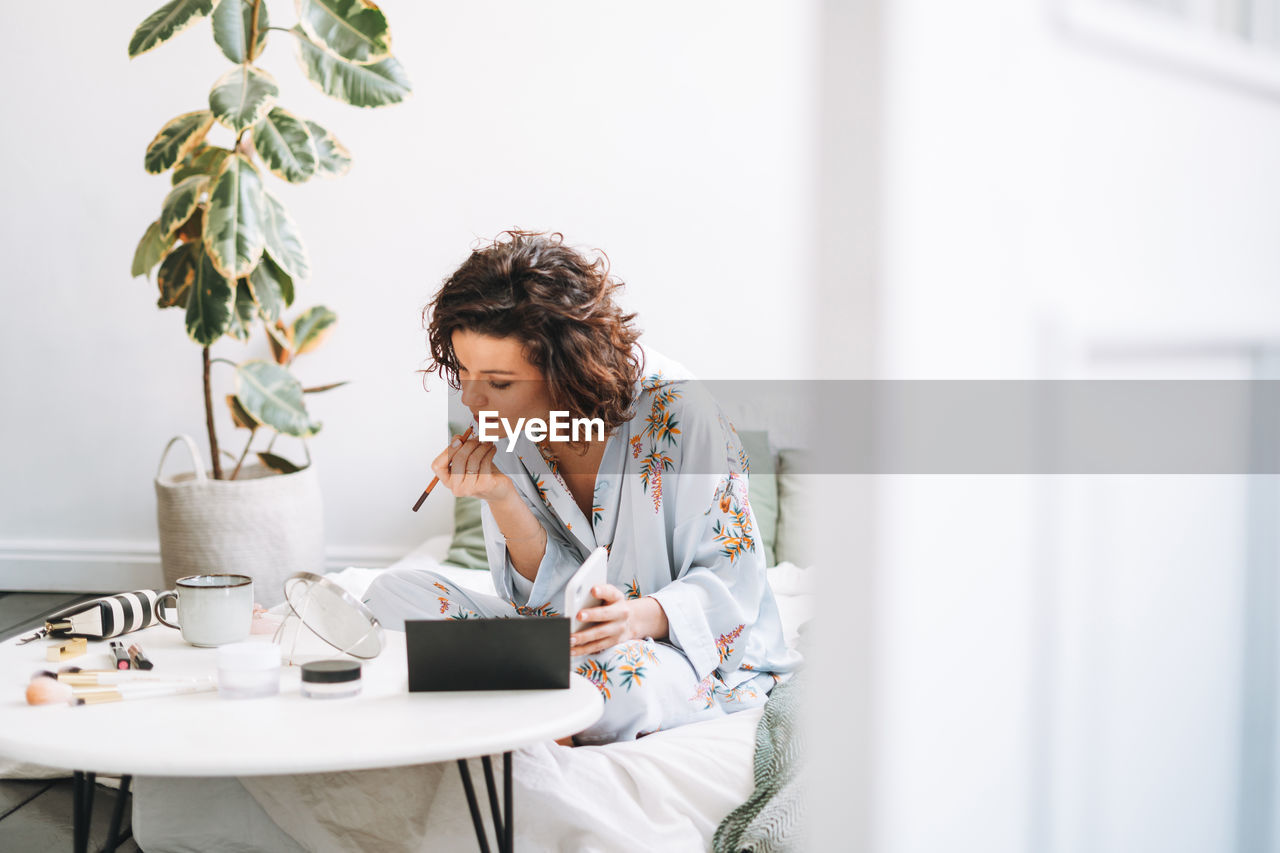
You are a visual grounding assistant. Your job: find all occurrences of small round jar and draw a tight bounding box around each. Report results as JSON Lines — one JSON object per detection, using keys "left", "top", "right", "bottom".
{"left": 301, "top": 659, "right": 362, "bottom": 699}
{"left": 217, "top": 642, "right": 281, "bottom": 699}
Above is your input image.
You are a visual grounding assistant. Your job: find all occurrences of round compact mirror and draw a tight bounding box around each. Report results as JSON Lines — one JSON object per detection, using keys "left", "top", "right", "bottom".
{"left": 280, "top": 572, "right": 384, "bottom": 660}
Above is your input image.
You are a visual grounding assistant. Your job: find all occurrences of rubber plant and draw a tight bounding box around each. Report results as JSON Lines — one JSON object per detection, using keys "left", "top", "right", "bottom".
{"left": 127, "top": 0, "right": 411, "bottom": 479}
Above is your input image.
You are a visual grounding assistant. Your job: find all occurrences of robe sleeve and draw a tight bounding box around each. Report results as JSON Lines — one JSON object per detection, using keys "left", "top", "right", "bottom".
{"left": 480, "top": 495, "right": 582, "bottom": 612}
{"left": 648, "top": 388, "right": 767, "bottom": 680}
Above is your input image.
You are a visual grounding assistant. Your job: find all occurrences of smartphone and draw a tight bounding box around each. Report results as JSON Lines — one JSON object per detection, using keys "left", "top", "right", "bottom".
{"left": 565, "top": 546, "right": 609, "bottom": 636}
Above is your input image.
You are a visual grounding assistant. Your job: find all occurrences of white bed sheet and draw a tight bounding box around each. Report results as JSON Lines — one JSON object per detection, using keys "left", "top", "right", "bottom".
{"left": 134, "top": 706, "right": 764, "bottom": 853}
{"left": 130, "top": 541, "right": 813, "bottom": 853}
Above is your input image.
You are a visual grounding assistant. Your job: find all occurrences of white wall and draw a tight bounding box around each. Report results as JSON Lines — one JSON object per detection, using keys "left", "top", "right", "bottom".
{"left": 0, "top": 0, "right": 818, "bottom": 589}
{"left": 869, "top": 1, "right": 1280, "bottom": 852}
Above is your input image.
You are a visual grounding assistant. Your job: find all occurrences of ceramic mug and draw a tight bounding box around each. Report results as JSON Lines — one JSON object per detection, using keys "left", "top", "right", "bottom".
{"left": 156, "top": 574, "right": 254, "bottom": 647}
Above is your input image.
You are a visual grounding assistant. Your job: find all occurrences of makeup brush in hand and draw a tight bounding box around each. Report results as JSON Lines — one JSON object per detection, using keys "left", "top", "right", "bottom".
{"left": 412, "top": 425, "right": 474, "bottom": 511}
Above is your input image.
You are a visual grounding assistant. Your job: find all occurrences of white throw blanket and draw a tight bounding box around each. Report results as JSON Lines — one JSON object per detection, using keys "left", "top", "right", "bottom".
{"left": 214, "top": 707, "right": 764, "bottom": 852}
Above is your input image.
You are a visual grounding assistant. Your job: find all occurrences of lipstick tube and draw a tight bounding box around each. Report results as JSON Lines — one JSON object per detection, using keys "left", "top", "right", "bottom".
{"left": 127, "top": 644, "right": 154, "bottom": 671}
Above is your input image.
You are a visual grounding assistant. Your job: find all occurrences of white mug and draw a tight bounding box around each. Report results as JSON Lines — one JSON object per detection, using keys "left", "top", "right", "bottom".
{"left": 156, "top": 574, "right": 254, "bottom": 647}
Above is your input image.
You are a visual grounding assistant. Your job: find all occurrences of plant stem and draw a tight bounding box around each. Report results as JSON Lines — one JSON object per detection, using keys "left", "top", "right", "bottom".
{"left": 203, "top": 346, "right": 224, "bottom": 480}
{"left": 247, "top": 0, "right": 263, "bottom": 62}
{"left": 235, "top": 1, "right": 265, "bottom": 151}
{"left": 231, "top": 426, "right": 257, "bottom": 481}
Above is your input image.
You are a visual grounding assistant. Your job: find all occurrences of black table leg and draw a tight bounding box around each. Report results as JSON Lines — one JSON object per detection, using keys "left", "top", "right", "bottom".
{"left": 481, "top": 756, "right": 504, "bottom": 842}
{"left": 457, "top": 759, "right": 491, "bottom": 853}
{"left": 459, "top": 753, "right": 515, "bottom": 853}
{"left": 84, "top": 772, "right": 95, "bottom": 842}
{"left": 104, "top": 775, "right": 132, "bottom": 853}
{"left": 72, "top": 771, "right": 87, "bottom": 853}
{"left": 503, "top": 752, "right": 513, "bottom": 853}
{"left": 70, "top": 771, "right": 132, "bottom": 853}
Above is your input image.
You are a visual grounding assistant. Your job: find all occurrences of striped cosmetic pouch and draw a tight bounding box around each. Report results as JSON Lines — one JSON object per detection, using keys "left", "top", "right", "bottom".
{"left": 43, "top": 590, "right": 162, "bottom": 640}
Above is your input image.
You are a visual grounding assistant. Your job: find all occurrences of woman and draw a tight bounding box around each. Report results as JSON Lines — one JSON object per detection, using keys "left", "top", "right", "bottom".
{"left": 365, "top": 231, "right": 801, "bottom": 745}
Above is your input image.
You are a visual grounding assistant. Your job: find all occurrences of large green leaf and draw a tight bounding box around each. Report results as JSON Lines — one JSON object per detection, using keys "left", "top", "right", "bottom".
{"left": 185, "top": 246, "right": 235, "bottom": 344}
{"left": 292, "top": 305, "right": 337, "bottom": 355}
{"left": 294, "top": 26, "right": 411, "bottom": 108}
{"left": 212, "top": 0, "right": 269, "bottom": 63}
{"left": 296, "top": 0, "right": 391, "bottom": 64}
{"left": 252, "top": 108, "right": 317, "bottom": 183}
{"left": 227, "top": 279, "right": 257, "bottom": 341}
{"left": 128, "top": 0, "right": 215, "bottom": 58}
{"left": 157, "top": 241, "right": 199, "bottom": 308}
{"left": 208, "top": 66, "right": 279, "bottom": 132}
{"left": 159, "top": 175, "right": 209, "bottom": 239}
{"left": 204, "top": 154, "right": 266, "bottom": 279}
{"left": 260, "top": 191, "right": 311, "bottom": 279}
{"left": 235, "top": 360, "right": 321, "bottom": 437}
{"left": 131, "top": 219, "right": 174, "bottom": 278}
{"left": 248, "top": 253, "right": 290, "bottom": 320}
{"left": 305, "top": 120, "right": 352, "bottom": 177}
{"left": 144, "top": 111, "right": 215, "bottom": 174}
{"left": 173, "top": 146, "right": 231, "bottom": 185}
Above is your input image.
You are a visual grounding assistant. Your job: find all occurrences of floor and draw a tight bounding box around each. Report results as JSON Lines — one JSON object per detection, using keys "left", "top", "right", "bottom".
{"left": 0, "top": 591, "right": 143, "bottom": 852}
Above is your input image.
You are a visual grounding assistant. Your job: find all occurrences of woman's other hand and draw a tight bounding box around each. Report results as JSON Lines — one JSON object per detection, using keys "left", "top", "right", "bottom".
{"left": 430, "top": 435, "right": 514, "bottom": 503}
{"left": 570, "top": 586, "right": 670, "bottom": 655}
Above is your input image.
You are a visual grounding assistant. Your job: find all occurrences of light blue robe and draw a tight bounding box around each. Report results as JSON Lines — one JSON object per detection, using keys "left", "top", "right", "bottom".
{"left": 366, "top": 348, "right": 802, "bottom": 742}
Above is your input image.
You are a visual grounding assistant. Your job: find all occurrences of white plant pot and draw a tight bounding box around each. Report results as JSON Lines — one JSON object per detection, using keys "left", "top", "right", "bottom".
{"left": 154, "top": 435, "right": 325, "bottom": 608}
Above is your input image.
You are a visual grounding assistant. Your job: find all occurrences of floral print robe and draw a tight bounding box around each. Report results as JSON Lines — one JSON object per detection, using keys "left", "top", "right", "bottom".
{"left": 366, "top": 347, "right": 802, "bottom": 742}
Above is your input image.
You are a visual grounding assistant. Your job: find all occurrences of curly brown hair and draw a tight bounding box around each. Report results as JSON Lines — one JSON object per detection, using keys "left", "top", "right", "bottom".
{"left": 423, "top": 230, "right": 643, "bottom": 433}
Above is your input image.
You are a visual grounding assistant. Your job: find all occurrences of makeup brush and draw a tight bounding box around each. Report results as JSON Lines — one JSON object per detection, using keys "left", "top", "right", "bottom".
{"left": 69, "top": 680, "right": 216, "bottom": 706}
{"left": 39, "top": 667, "right": 172, "bottom": 684}
{"left": 53, "top": 670, "right": 179, "bottom": 686}
{"left": 413, "top": 425, "right": 474, "bottom": 511}
{"left": 34, "top": 668, "right": 207, "bottom": 686}
{"left": 26, "top": 675, "right": 215, "bottom": 706}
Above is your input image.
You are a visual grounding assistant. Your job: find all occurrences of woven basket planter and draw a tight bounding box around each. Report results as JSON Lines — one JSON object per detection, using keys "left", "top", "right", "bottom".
{"left": 154, "top": 435, "right": 324, "bottom": 608}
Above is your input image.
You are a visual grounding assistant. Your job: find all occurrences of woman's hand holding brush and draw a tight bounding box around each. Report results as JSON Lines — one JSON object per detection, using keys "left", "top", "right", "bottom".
{"left": 413, "top": 426, "right": 473, "bottom": 511}
{"left": 412, "top": 425, "right": 515, "bottom": 509}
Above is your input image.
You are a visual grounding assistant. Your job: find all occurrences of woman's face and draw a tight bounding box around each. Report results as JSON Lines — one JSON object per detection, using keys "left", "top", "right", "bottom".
{"left": 452, "top": 329, "right": 555, "bottom": 427}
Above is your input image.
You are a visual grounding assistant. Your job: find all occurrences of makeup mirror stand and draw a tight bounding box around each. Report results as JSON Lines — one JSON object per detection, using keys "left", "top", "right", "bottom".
{"left": 273, "top": 572, "right": 385, "bottom": 665}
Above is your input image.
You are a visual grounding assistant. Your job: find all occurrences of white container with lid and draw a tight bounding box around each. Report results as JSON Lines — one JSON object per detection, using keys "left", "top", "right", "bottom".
{"left": 217, "top": 642, "right": 281, "bottom": 699}
{"left": 300, "top": 659, "right": 362, "bottom": 699}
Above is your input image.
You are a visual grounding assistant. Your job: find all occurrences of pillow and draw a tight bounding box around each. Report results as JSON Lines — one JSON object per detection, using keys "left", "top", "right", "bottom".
{"left": 774, "top": 449, "right": 817, "bottom": 568}
{"left": 737, "top": 430, "right": 778, "bottom": 567}
{"left": 442, "top": 426, "right": 781, "bottom": 569}
{"left": 443, "top": 495, "right": 489, "bottom": 569}
{"left": 442, "top": 419, "right": 489, "bottom": 570}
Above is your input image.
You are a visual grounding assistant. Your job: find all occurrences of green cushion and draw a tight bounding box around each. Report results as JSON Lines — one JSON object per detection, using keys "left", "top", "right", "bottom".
{"left": 442, "top": 419, "right": 489, "bottom": 570}
{"left": 774, "top": 448, "right": 816, "bottom": 567}
{"left": 444, "top": 495, "right": 489, "bottom": 569}
{"left": 738, "top": 430, "right": 778, "bottom": 567}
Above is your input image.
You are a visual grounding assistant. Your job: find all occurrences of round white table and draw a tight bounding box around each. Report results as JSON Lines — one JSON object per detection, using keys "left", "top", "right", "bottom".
{"left": 0, "top": 621, "right": 602, "bottom": 853}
